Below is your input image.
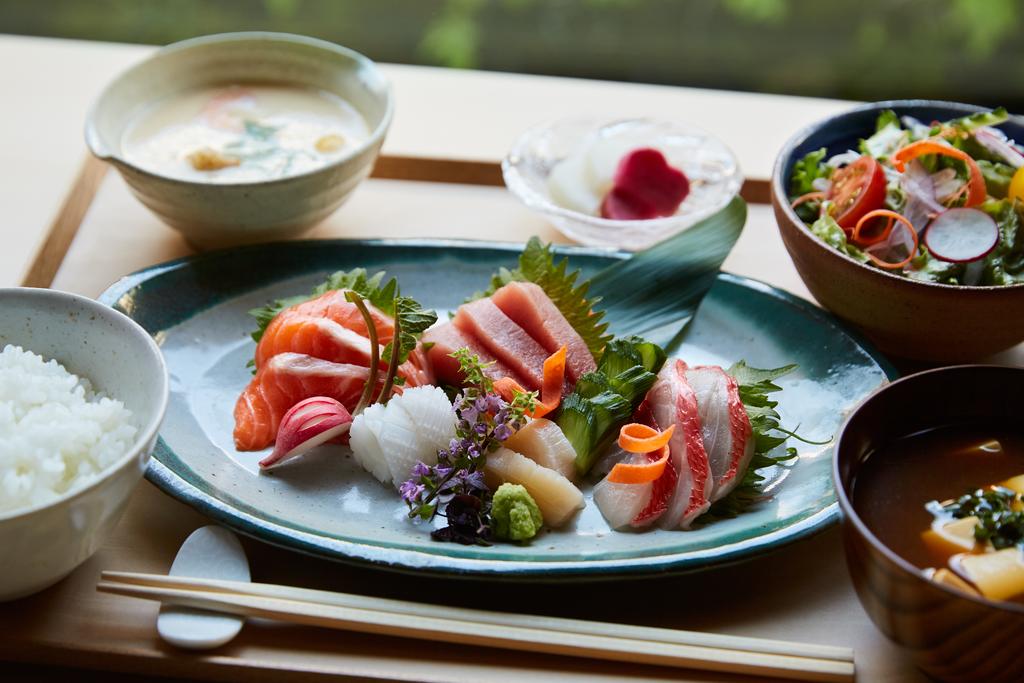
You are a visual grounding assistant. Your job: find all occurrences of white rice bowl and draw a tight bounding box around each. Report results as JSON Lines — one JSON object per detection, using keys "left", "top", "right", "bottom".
{"left": 0, "top": 345, "right": 137, "bottom": 513}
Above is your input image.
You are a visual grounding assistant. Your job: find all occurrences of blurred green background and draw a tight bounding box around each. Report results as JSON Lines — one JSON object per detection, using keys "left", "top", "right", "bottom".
{"left": 2, "top": 0, "right": 1022, "bottom": 108}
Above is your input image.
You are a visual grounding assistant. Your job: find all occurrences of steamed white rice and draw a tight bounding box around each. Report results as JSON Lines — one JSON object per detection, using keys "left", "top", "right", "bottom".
{"left": 0, "top": 345, "right": 137, "bottom": 513}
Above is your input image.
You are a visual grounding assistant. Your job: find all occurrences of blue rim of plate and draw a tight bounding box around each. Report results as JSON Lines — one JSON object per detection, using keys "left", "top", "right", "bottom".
{"left": 99, "top": 238, "right": 899, "bottom": 581}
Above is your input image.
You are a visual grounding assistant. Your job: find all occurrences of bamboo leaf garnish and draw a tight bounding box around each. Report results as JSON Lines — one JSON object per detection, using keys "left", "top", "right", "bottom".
{"left": 588, "top": 196, "right": 747, "bottom": 353}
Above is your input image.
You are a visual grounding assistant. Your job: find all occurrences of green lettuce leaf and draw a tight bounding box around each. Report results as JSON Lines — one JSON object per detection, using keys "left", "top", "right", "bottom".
{"left": 809, "top": 213, "right": 869, "bottom": 264}
{"left": 942, "top": 107, "right": 1009, "bottom": 134}
{"left": 789, "top": 147, "right": 829, "bottom": 197}
{"left": 981, "top": 199, "right": 1024, "bottom": 285}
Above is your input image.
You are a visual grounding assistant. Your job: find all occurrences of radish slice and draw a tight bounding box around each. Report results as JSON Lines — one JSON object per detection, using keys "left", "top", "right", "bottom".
{"left": 260, "top": 397, "right": 353, "bottom": 470}
{"left": 924, "top": 208, "right": 1000, "bottom": 263}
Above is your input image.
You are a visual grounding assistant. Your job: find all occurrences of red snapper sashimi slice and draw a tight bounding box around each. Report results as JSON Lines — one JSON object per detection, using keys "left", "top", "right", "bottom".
{"left": 233, "top": 353, "right": 381, "bottom": 451}
{"left": 650, "top": 360, "right": 713, "bottom": 529}
{"left": 685, "top": 365, "right": 754, "bottom": 502}
{"left": 420, "top": 322, "right": 529, "bottom": 388}
{"left": 288, "top": 290, "right": 395, "bottom": 345}
{"left": 593, "top": 399, "right": 677, "bottom": 529}
{"left": 453, "top": 298, "right": 549, "bottom": 390}
{"left": 489, "top": 281, "right": 597, "bottom": 383}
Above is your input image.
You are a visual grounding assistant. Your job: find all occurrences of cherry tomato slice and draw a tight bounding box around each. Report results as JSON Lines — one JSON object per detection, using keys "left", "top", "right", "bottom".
{"left": 827, "top": 155, "right": 887, "bottom": 229}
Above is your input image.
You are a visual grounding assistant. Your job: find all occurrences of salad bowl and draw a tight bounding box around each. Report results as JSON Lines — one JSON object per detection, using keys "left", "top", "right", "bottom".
{"left": 771, "top": 100, "right": 1024, "bottom": 363}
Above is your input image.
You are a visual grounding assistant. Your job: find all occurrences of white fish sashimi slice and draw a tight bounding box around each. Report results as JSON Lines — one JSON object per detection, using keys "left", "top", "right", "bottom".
{"left": 484, "top": 448, "right": 584, "bottom": 527}
{"left": 652, "top": 360, "right": 713, "bottom": 530}
{"left": 593, "top": 467, "right": 654, "bottom": 530}
{"left": 390, "top": 385, "right": 456, "bottom": 452}
{"left": 503, "top": 418, "right": 578, "bottom": 482}
{"left": 685, "top": 366, "right": 755, "bottom": 502}
{"left": 348, "top": 404, "right": 391, "bottom": 485}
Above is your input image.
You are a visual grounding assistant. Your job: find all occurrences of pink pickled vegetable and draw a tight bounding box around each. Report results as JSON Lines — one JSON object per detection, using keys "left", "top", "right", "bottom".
{"left": 260, "top": 397, "right": 353, "bottom": 470}
{"left": 600, "top": 148, "right": 690, "bottom": 220}
{"left": 923, "top": 208, "right": 1000, "bottom": 264}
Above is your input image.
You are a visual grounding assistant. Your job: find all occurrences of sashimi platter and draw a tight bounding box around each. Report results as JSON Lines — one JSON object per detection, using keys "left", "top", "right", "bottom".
{"left": 102, "top": 203, "right": 894, "bottom": 578}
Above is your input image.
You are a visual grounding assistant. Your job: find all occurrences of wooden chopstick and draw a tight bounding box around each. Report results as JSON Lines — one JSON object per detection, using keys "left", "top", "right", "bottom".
{"left": 102, "top": 571, "right": 852, "bottom": 662}
{"left": 98, "top": 572, "right": 853, "bottom": 682}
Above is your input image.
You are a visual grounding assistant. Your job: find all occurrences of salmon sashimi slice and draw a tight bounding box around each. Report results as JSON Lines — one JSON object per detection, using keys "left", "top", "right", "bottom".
{"left": 490, "top": 282, "right": 596, "bottom": 383}
{"left": 421, "top": 322, "right": 529, "bottom": 388}
{"left": 255, "top": 314, "right": 376, "bottom": 369}
{"left": 233, "top": 353, "right": 382, "bottom": 451}
{"left": 650, "top": 359, "right": 713, "bottom": 529}
{"left": 287, "top": 290, "right": 395, "bottom": 345}
{"left": 453, "top": 298, "right": 549, "bottom": 390}
{"left": 256, "top": 313, "right": 431, "bottom": 387}
{"left": 685, "top": 365, "right": 754, "bottom": 502}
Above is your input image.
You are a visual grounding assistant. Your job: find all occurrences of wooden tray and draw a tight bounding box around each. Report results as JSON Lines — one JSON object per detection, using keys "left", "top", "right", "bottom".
{"left": 4, "top": 154, "right": 923, "bottom": 683}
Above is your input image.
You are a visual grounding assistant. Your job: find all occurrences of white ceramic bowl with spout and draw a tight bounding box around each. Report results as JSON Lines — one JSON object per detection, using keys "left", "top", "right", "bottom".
{"left": 85, "top": 32, "right": 393, "bottom": 249}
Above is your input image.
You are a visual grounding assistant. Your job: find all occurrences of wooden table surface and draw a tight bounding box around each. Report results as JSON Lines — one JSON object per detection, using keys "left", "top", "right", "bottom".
{"left": 2, "top": 33, "right": 1021, "bottom": 683}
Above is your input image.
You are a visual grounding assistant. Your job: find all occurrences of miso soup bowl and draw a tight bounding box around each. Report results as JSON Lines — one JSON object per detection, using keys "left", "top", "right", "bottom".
{"left": 835, "top": 365, "right": 1024, "bottom": 682}
{"left": 85, "top": 32, "right": 393, "bottom": 249}
{"left": 772, "top": 100, "right": 1024, "bottom": 363}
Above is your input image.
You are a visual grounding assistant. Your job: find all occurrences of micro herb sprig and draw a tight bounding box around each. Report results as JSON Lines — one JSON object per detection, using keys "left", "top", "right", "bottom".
{"left": 400, "top": 350, "right": 536, "bottom": 545}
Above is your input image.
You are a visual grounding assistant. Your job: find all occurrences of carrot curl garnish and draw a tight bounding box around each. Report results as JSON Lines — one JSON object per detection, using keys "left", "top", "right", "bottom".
{"left": 491, "top": 346, "right": 567, "bottom": 419}
{"left": 618, "top": 423, "right": 675, "bottom": 453}
{"left": 892, "top": 139, "right": 986, "bottom": 207}
{"left": 607, "top": 445, "right": 670, "bottom": 484}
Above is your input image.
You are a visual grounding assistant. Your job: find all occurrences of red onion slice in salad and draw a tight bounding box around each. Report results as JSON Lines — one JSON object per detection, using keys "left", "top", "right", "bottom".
{"left": 900, "top": 160, "right": 944, "bottom": 233}
{"left": 923, "top": 208, "right": 1000, "bottom": 264}
{"left": 975, "top": 127, "right": 1024, "bottom": 169}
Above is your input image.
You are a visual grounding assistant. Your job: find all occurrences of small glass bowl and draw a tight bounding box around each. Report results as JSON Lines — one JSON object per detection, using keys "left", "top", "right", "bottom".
{"left": 502, "top": 118, "right": 743, "bottom": 250}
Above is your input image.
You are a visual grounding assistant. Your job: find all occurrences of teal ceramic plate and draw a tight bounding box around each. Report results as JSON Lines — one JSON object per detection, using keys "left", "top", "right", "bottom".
{"left": 100, "top": 239, "right": 896, "bottom": 580}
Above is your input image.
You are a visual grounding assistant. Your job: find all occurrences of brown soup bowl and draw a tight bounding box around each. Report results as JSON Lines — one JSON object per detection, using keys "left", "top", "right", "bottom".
{"left": 834, "top": 365, "right": 1024, "bottom": 682}
{"left": 772, "top": 100, "right": 1024, "bottom": 363}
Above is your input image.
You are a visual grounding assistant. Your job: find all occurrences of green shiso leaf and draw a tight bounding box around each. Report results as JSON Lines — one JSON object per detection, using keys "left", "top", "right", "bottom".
{"left": 474, "top": 237, "right": 611, "bottom": 356}
{"left": 701, "top": 361, "right": 806, "bottom": 521}
{"left": 247, "top": 268, "right": 437, "bottom": 367}
{"left": 587, "top": 196, "right": 747, "bottom": 353}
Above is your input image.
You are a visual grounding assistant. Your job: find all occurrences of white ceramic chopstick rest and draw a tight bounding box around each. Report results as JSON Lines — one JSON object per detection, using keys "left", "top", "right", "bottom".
{"left": 157, "top": 525, "right": 250, "bottom": 650}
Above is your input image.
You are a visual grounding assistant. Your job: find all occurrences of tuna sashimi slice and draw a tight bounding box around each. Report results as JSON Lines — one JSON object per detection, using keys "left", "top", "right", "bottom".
{"left": 650, "top": 360, "right": 713, "bottom": 529}
{"left": 453, "top": 298, "right": 549, "bottom": 390}
{"left": 490, "top": 281, "right": 596, "bottom": 383}
{"left": 420, "top": 322, "right": 528, "bottom": 388}
{"left": 233, "top": 353, "right": 381, "bottom": 451}
{"left": 287, "top": 290, "right": 395, "bottom": 345}
{"left": 685, "top": 365, "right": 754, "bottom": 502}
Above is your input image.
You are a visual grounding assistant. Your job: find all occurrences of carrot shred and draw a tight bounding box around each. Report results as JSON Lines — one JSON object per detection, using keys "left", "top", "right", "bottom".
{"left": 790, "top": 191, "right": 826, "bottom": 210}
{"left": 531, "top": 346, "right": 567, "bottom": 419}
{"left": 492, "top": 377, "right": 526, "bottom": 404}
{"left": 851, "top": 209, "right": 909, "bottom": 246}
{"left": 891, "top": 139, "right": 986, "bottom": 207}
{"left": 490, "top": 346, "right": 566, "bottom": 419}
{"left": 617, "top": 423, "right": 675, "bottom": 454}
{"left": 607, "top": 445, "right": 670, "bottom": 484}
{"left": 853, "top": 210, "right": 919, "bottom": 270}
